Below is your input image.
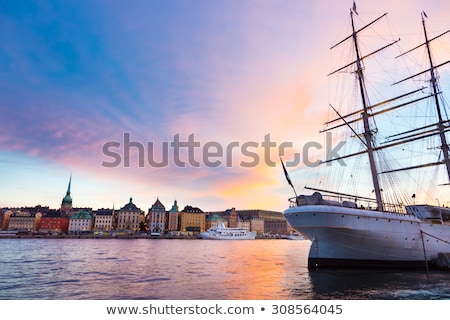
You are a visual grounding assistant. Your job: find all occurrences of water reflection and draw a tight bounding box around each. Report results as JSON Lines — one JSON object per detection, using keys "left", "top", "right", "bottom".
{"left": 303, "top": 269, "right": 450, "bottom": 299}
{"left": 216, "top": 240, "right": 308, "bottom": 299}
{"left": 1, "top": 238, "right": 449, "bottom": 300}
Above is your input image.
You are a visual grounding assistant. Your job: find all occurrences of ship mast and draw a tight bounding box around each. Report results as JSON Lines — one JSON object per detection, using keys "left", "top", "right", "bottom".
{"left": 350, "top": 10, "right": 384, "bottom": 210}
{"left": 314, "top": 9, "right": 450, "bottom": 211}
{"left": 422, "top": 12, "right": 450, "bottom": 183}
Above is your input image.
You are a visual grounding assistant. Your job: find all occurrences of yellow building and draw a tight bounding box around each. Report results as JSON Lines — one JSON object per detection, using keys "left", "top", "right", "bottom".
{"left": 179, "top": 205, "right": 205, "bottom": 234}
{"left": 7, "top": 211, "right": 41, "bottom": 231}
{"left": 117, "top": 197, "right": 143, "bottom": 232}
{"left": 2, "top": 210, "right": 12, "bottom": 230}
{"left": 250, "top": 218, "right": 265, "bottom": 235}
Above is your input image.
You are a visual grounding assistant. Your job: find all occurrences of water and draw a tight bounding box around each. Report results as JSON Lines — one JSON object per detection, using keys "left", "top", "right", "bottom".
{"left": 1, "top": 238, "right": 449, "bottom": 300}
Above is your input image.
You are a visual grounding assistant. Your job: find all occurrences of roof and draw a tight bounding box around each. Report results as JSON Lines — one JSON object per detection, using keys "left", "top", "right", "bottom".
{"left": 10, "top": 211, "right": 36, "bottom": 217}
{"left": 61, "top": 193, "right": 72, "bottom": 205}
{"left": 70, "top": 210, "right": 93, "bottom": 220}
{"left": 120, "top": 197, "right": 141, "bottom": 212}
{"left": 207, "top": 214, "right": 224, "bottom": 222}
{"left": 42, "top": 210, "right": 66, "bottom": 218}
{"left": 169, "top": 200, "right": 179, "bottom": 213}
{"left": 182, "top": 205, "right": 203, "bottom": 213}
{"left": 152, "top": 197, "right": 165, "bottom": 209}
{"left": 95, "top": 209, "right": 114, "bottom": 216}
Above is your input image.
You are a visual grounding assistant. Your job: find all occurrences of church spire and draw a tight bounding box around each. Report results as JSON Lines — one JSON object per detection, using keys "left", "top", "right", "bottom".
{"left": 66, "top": 173, "right": 72, "bottom": 196}
{"left": 61, "top": 173, "right": 73, "bottom": 214}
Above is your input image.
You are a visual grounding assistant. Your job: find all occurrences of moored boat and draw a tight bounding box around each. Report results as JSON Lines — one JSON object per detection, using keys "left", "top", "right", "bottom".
{"left": 200, "top": 222, "right": 256, "bottom": 240}
{"left": 285, "top": 232, "right": 307, "bottom": 240}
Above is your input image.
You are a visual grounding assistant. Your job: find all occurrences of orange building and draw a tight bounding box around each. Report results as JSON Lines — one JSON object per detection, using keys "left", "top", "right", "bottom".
{"left": 179, "top": 205, "right": 205, "bottom": 234}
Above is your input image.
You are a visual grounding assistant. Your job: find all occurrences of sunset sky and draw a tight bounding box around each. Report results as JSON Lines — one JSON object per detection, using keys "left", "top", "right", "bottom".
{"left": 1, "top": 0, "right": 450, "bottom": 212}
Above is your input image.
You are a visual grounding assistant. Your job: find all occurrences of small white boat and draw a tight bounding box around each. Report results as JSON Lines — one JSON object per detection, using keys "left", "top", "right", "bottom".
{"left": 201, "top": 222, "right": 256, "bottom": 240}
{"left": 286, "top": 232, "right": 306, "bottom": 240}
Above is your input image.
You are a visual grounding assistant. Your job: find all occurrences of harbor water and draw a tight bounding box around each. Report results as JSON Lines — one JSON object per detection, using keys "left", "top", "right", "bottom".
{"left": 1, "top": 238, "right": 449, "bottom": 300}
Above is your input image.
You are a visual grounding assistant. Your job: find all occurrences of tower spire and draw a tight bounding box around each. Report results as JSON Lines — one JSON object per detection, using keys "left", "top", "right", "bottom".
{"left": 66, "top": 173, "right": 72, "bottom": 196}
{"left": 61, "top": 173, "right": 73, "bottom": 214}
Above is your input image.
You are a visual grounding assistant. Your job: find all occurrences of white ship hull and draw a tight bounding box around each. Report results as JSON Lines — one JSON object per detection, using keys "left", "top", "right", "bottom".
{"left": 284, "top": 205, "right": 450, "bottom": 269}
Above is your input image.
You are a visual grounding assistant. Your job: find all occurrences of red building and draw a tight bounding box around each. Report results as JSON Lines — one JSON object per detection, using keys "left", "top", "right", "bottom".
{"left": 38, "top": 175, "right": 73, "bottom": 234}
{"left": 39, "top": 210, "right": 70, "bottom": 234}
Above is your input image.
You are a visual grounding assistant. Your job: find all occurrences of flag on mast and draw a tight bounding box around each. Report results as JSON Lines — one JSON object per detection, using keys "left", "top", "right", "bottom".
{"left": 352, "top": 1, "right": 358, "bottom": 15}
{"left": 280, "top": 157, "right": 298, "bottom": 197}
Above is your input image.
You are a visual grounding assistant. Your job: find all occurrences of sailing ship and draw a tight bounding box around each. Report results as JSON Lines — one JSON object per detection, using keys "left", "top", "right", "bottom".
{"left": 283, "top": 5, "right": 450, "bottom": 269}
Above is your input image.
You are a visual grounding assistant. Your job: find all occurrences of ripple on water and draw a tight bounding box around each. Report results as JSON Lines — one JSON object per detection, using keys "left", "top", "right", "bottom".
{"left": 1, "top": 238, "right": 450, "bottom": 300}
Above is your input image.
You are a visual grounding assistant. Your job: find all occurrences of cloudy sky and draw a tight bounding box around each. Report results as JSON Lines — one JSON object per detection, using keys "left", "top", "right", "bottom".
{"left": 1, "top": 0, "right": 450, "bottom": 212}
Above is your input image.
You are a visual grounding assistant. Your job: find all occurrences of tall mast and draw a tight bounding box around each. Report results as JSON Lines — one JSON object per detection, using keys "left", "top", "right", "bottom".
{"left": 350, "top": 11, "right": 384, "bottom": 210}
{"left": 422, "top": 12, "right": 450, "bottom": 183}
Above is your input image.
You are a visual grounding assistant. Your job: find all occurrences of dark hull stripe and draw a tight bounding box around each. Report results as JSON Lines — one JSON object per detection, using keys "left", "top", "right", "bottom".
{"left": 308, "top": 257, "right": 436, "bottom": 270}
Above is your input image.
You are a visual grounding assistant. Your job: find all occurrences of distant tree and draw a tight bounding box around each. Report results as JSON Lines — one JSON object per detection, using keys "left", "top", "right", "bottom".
{"left": 139, "top": 221, "right": 147, "bottom": 231}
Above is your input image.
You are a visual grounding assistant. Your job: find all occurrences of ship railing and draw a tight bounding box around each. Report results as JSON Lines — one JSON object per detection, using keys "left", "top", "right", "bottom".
{"left": 288, "top": 193, "right": 407, "bottom": 215}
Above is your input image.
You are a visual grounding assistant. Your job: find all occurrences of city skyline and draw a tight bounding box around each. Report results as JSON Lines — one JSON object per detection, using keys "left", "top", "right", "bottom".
{"left": 2, "top": 0, "right": 450, "bottom": 212}
{"left": 0, "top": 174, "right": 272, "bottom": 213}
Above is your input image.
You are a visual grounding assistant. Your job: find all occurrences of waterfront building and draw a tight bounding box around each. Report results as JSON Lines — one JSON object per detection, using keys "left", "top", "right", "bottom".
{"left": 206, "top": 208, "right": 286, "bottom": 235}
{"left": 250, "top": 218, "right": 265, "bottom": 235}
{"left": 139, "top": 211, "right": 146, "bottom": 231}
{"left": 61, "top": 175, "right": 73, "bottom": 215}
{"left": 179, "top": 205, "right": 205, "bottom": 234}
{"left": 7, "top": 211, "right": 41, "bottom": 231}
{"left": 0, "top": 209, "right": 10, "bottom": 230}
{"left": 264, "top": 220, "right": 289, "bottom": 236}
{"left": 39, "top": 210, "right": 70, "bottom": 234}
{"left": 117, "top": 197, "right": 142, "bottom": 232}
{"left": 72, "top": 207, "right": 92, "bottom": 213}
{"left": 237, "top": 219, "right": 251, "bottom": 233}
{"left": 93, "top": 208, "right": 116, "bottom": 231}
{"left": 167, "top": 200, "right": 179, "bottom": 232}
{"left": 229, "top": 207, "right": 238, "bottom": 228}
{"left": 68, "top": 210, "right": 94, "bottom": 234}
{"left": 235, "top": 209, "right": 285, "bottom": 221}
{"left": 23, "top": 205, "right": 51, "bottom": 214}
{"left": 2, "top": 210, "right": 12, "bottom": 230}
{"left": 147, "top": 198, "right": 165, "bottom": 234}
{"left": 73, "top": 207, "right": 92, "bottom": 218}
{"left": 205, "top": 213, "right": 228, "bottom": 230}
